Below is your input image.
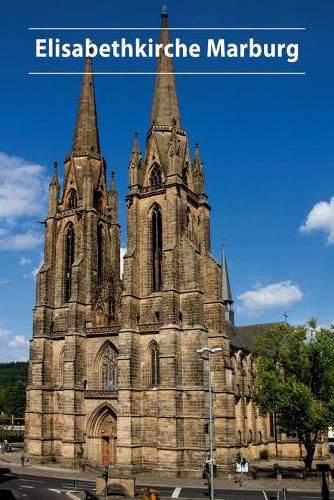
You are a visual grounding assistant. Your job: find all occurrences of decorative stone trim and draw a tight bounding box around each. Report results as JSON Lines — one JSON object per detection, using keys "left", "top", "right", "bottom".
{"left": 86, "top": 326, "right": 120, "bottom": 336}
{"left": 138, "top": 323, "right": 162, "bottom": 333}
{"left": 84, "top": 390, "right": 118, "bottom": 399}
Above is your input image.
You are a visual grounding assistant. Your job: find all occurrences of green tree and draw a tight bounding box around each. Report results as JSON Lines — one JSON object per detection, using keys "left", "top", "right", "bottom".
{"left": 6, "top": 381, "right": 26, "bottom": 417}
{"left": 253, "top": 319, "right": 334, "bottom": 471}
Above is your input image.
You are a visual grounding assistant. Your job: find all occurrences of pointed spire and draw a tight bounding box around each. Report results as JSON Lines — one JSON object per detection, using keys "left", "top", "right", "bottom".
{"left": 108, "top": 170, "right": 118, "bottom": 221}
{"left": 128, "top": 132, "right": 141, "bottom": 189}
{"left": 50, "top": 161, "right": 59, "bottom": 186}
{"left": 48, "top": 161, "right": 59, "bottom": 216}
{"left": 150, "top": 9, "right": 181, "bottom": 128}
{"left": 110, "top": 170, "right": 116, "bottom": 193}
{"left": 193, "top": 142, "right": 202, "bottom": 172}
{"left": 193, "top": 142, "right": 205, "bottom": 194}
{"left": 131, "top": 131, "right": 140, "bottom": 156}
{"left": 221, "top": 245, "right": 233, "bottom": 305}
{"left": 72, "top": 57, "right": 100, "bottom": 155}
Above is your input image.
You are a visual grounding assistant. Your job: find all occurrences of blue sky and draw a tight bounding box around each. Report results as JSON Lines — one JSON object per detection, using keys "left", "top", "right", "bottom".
{"left": 0, "top": 0, "right": 333, "bottom": 361}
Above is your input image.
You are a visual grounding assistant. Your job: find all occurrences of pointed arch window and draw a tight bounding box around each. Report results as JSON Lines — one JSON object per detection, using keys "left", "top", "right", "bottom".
{"left": 152, "top": 205, "right": 162, "bottom": 291}
{"left": 101, "top": 345, "right": 118, "bottom": 390}
{"left": 67, "top": 189, "right": 77, "bottom": 209}
{"left": 97, "top": 225, "right": 103, "bottom": 287}
{"left": 149, "top": 341, "right": 160, "bottom": 387}
{"left": 65, "top": 223, "right": 75, "bottom": 302}
{"left": 149, "top": 164, "right": 162, "bottom": 186}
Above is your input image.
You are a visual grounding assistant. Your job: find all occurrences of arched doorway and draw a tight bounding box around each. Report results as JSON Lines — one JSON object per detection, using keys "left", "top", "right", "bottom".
{"left": 87, "top": 404, "right": 117, "bottom": 466}
{"left": 100, "top": 410, "right": 117, "bottom": 465}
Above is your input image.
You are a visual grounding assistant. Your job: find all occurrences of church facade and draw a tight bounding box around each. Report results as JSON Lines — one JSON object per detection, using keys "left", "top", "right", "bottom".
{"left": 25, "top": 12, "right": 309, "bottom": 475}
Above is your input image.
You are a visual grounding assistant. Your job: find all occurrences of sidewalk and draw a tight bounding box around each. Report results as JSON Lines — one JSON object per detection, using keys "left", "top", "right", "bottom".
{"left": 1, "top": 450, "right": 333, "bottom": 493}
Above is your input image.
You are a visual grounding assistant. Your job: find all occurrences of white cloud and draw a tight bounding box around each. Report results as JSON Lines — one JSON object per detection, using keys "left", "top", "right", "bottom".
{"left": 237, "top": 280, "right": 303, "bottom": 314}
{"left": 8, "top": 334, "right": 29, "bottom": 348}
{"left": 20, "top": 257, "right": 32, "bottom": 266}
{"left": 0, "top": 152, "right": 47, "bottom": 251}
{"left": 0, "top": 152, "right": 48, "bottom": 220}
{"left": 24, "top": 254, "right": 43, "bottom": 280}
{"left": 0, "top": 328, "right": 10, "bottom": 344}
{"left": 0, "top": 327, "right": 29, "bottom": 361}
{"left": 0, "top": 231, "right": 43, "bottom": 250}
{"left": 0, "top": 278, "right": 9, "bottom": 284}
{"left": 300, "top": 196, "right": 334, "bottom": 244}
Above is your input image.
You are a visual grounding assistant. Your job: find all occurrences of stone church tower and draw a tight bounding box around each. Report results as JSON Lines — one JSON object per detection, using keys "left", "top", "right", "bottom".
{"left": 26, "top": 11, "right": 302, "bottom": 475}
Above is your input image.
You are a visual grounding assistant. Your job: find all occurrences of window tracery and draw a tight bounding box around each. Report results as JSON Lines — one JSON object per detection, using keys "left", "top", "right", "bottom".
{"left": 101, "top": 345, "right": 118, "bottom": 390}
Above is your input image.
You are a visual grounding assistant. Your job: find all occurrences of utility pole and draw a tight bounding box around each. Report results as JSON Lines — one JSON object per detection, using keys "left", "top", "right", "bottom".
{"left": 197, "top": 347, "right": 223, "bottom": 500}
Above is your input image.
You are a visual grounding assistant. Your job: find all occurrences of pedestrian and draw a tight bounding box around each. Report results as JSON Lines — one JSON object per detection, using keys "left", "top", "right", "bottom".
{"left": 20, "top": 454, "right": 25, "bottom": 467}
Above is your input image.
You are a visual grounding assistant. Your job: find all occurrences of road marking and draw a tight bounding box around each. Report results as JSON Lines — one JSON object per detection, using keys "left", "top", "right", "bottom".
{"left": 21, "top": 485, "right": 34, "bottom": 488}
{"left": 19, "top": 478, "right": 44, "bottom": 482}
{"left": 48, "top": 489, "right": 61, "bottom": 493}
{"left": 171, "top": 487, "right": 182, "bottom": 498}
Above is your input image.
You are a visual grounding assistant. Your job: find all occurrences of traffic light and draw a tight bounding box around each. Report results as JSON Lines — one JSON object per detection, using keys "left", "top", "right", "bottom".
{"left": 204, "top": 423, "right": 209, "bottom": 434}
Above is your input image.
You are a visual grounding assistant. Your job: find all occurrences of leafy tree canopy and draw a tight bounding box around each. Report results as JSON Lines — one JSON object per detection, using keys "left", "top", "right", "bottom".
{"left": 0, "top": 362, "right": 28, "bottom": 417}
{"left": 253, "top": 319, "right": 334, "bottom": 470}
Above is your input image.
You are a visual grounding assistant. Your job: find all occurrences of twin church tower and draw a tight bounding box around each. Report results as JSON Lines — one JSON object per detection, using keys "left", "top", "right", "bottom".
{"left": 26, "top": 11, "right": 284, "bottom": 475}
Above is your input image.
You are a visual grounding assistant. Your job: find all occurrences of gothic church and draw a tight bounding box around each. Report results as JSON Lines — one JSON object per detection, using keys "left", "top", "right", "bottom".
{"left": 26, "top": 11, "right": 303, "bottom": 475}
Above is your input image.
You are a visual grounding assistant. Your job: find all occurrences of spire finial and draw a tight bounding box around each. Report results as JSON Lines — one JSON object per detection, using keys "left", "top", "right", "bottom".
{"left": 72, "top": 57, "right": 100, "bottom": 155}
{"left": 150, "top": 10, "right": 180, "bottom": 128}
{"left": 110, "top": 170, "right": 116, "bottom": 192}
{"left": 193, "top": 141, "right": 202, "bottom": 166}
{"left": 131, "top": 131, "right": 140, "bottom": 156}
{"left": 50, "top": 160, "right": 59, "bottom": 186}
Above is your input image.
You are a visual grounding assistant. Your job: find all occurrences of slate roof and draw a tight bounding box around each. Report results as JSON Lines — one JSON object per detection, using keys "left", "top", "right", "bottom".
{"left": 229, "top": 322, "right": 282, "bottom": 351}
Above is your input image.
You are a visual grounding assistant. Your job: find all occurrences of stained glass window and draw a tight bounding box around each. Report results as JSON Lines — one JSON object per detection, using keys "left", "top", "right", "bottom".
{"left": 101, "top": 346, "right": 117, "bottom": 390}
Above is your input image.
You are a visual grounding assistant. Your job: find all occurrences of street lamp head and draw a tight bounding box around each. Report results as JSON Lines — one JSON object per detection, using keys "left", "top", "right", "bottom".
{"left": 197, "top": 347, "right": 223, "bottom": 354}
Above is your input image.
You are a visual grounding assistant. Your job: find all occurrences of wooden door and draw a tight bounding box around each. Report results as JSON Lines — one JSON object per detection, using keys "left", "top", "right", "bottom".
{"left": 101, "top": 436, "right": 110, "bottom": 466}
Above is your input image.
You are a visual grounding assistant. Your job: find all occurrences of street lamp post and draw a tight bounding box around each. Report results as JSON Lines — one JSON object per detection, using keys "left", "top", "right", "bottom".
{"left": 197, "top": 347, "right": 223, "bottom": 500}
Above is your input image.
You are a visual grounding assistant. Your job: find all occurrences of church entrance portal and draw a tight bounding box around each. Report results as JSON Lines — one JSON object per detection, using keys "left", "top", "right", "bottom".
{"left": 87, "top": 405, "right": 117, "bottom": 466}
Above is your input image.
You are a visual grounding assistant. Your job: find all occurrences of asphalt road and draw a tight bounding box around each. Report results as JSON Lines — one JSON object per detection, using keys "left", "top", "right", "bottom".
{"left": 0, "top": 467, "right": 331, "bottom": 499}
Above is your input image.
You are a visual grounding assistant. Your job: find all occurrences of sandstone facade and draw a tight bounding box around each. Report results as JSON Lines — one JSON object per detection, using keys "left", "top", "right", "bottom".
{"left": 25, "top": 12, "right": 323, "bottom": 476}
